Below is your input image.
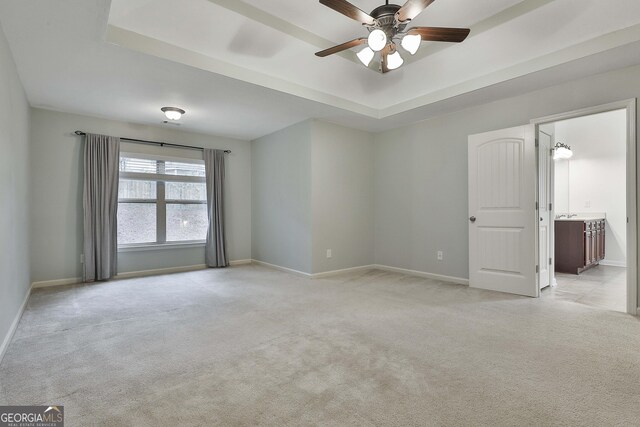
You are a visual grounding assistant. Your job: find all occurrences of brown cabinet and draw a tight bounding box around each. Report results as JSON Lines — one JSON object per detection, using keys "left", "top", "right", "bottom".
{"left": 555, "top": 219, "right": 605, "bottom": 274}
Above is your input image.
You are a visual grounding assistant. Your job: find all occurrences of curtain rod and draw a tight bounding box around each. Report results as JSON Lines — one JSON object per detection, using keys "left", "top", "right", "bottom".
{"left": 74, "top": 131, "right": 231, "bottom": 154}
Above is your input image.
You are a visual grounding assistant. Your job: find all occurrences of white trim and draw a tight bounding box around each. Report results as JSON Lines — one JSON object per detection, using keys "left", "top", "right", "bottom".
{"left": 31, "top": 260, "right": 253, "bottom": 289}
{"left": 250, "top": 259, "right": 469, "bottom": 284}
{"left": 120, "top": 151, "right": 204, "bottom": 164}
{"left": 31, "top": 277, "right": 82, "bottom": 289}
{"left": 250, "top": 260, "right": 312, "bottom": 278}
{"left": 531, "top": 98, "right": 638, "bottom": 316}
{"left": 310, "top": 265, "right": 375, "bottom": 279}
{"left": 115, "top": 264, "right": 207, "bottom": 279}
{"left": 118, "top": 241, "right": 205, "bottom": 252}
{"left": 599, "top": 260, "right": 627, "bottom": 268}
{"left": 373, "top": 264, "right": 469, "bottom": 286}
{"left": 0, "top": 286, "right": 31, "bottom": 365}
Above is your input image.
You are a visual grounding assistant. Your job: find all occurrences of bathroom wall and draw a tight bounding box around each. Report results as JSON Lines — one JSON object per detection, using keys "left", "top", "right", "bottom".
{"left": 553, "top": 109, "right": 627, "bottom": 266}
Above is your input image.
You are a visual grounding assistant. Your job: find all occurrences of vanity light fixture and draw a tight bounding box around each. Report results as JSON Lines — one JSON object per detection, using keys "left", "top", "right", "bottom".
{"left": 553, "top": 142, "right": 573, "bottom": 160}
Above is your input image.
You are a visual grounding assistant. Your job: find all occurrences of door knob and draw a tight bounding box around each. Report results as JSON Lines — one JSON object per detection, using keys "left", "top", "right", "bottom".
{"left": 469, "top": 216, "right": 476, "bottom": 223}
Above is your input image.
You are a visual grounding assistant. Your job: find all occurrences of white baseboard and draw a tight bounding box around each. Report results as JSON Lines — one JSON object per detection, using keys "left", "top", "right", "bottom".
{"left": 373, "top": 264, "right": 469, "bottom": 286}
{"left": 599, "top": 260, "right": 627, "bottom": 268}
{"left": 31, "top": 277, "right": 82, "bottom": 289}
{"left": 311, "top": 265, "right": 376, "bottom": 279}
{"left": 251, "top": 260, "right": 312, "bottom": 278}
{"left": 32, "top": 260, "right": 253, "bottom": 289}
{"left": 250, "top": 260, "right": 378, "bottom": 279}
{"left": 0, "top": 285, "right": 31, "bottom": 365}
{"left": 250, "top": 259, "right": 468, "bottom": 285}
{"left": 115, "top": 264, "right": 207, "bottom": 279}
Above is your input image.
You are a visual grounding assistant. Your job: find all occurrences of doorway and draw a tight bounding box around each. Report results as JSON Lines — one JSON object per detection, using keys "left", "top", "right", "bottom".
{"left": 532, "top": 100, "right": 637, "bottom": 315}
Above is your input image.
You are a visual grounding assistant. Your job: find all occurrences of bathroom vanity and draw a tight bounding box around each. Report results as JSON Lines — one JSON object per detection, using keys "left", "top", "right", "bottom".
{"left": 554, "top": 217, "right": 606, "bottom": 274}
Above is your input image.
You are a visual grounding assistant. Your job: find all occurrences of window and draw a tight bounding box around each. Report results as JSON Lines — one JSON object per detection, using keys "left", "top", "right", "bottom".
{"left": 117, "top": 154, "right": 208, "bottom": 248}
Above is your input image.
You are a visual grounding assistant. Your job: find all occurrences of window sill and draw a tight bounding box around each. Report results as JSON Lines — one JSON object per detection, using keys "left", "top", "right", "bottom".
{"left": 118, "top": 241, "right": 205, "bottom": 253}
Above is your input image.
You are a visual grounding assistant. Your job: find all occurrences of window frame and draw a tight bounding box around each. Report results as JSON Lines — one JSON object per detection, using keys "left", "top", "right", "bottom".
{"left": 118, "top": 152, "right": 208, "bottom": 250}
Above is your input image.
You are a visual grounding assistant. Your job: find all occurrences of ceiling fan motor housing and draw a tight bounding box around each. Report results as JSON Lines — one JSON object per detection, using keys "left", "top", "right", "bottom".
{"left": 368, "top": 4, "right": 406, "bottom": 39}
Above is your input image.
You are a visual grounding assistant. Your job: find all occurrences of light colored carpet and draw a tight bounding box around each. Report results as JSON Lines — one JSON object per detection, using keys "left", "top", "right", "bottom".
{"left": 1, "top": 265, "right": 639, "bottom": 426}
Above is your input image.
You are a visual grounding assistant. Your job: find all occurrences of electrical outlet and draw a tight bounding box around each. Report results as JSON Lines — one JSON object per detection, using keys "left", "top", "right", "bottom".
{"left": 585, "top": 200, "right": 591, "bottom": 208}
{"left": 326, "top": 249, "right": 332, "bottom": 259}
{"left": 437, "top": 251, "right": 443, "bottom": 261}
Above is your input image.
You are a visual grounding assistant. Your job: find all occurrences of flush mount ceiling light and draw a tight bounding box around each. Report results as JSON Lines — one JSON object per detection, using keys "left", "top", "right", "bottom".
{"left": 315, "top": 0, "right": 470, "bottom": 73}
{"left": 161, "top": 107, "right": 185, "bottom": 121}
{"left": 553, "top": 142, "right": 573, "bottom": 160}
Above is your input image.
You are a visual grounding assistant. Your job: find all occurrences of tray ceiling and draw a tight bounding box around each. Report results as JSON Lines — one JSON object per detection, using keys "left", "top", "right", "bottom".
{"left": 2, "top": 0, "right": 640, "bottom": 139}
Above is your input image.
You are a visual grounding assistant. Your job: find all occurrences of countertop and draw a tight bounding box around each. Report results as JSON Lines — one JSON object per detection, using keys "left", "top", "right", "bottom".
{"left": 555, "top": 214, "right": 606, "bottom": 222}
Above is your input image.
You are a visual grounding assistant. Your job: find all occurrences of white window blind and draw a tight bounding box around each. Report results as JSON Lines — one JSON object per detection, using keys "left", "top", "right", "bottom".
{"left": 117, "top": 153, "right": 208, "bottom": 248}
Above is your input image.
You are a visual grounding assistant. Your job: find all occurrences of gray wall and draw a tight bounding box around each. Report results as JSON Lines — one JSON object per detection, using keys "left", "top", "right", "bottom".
{"left": 0, "top": 24, "right": 30, "bottom": 350}
{"left": 311, "top": 120, "right": 374, "bottom": 273}
{"left": 251, "top": 119, "right": 375, "bottom": 275}
{"left": 251, "top": 121, "right": 312, "bottom": 273}
{"left": 29, "top": 109, "right": 251, "bottom": 282}
{"left": 374, "top": 63, "right": 640, "bottom": 295}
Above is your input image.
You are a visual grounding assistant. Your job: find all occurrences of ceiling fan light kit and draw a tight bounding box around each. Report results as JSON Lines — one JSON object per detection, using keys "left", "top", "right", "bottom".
{"left": 401, "top": 33, "right": 421, "bottom": 55}
{"left": 357, "top": 47, "right": 375, "bottom": 66}
{"left": 386, "top": 49, "right": 404, "bottom": 70}
{"left": 316, "top": 0, "right": 470, "bottom": 73}
{"left": 367, "top": 29, "right": 388, "bottom": 51}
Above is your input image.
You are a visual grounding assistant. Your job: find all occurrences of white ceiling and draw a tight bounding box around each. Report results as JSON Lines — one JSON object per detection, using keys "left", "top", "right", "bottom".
{"left": 2, "top": 0, "right": 640, "bottom": 140}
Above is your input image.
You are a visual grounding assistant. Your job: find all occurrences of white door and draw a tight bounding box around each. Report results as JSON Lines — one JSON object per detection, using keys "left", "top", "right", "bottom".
{"left": 468, "top": 125, "right": 538, "bottom": 297}
{"left": 538, "top": 130, "right": 553, "bottom": 289}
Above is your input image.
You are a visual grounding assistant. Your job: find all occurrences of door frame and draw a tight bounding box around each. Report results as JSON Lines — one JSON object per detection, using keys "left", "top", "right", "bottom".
{"left": 531, "top": 99, "right": 637, "bottom": 315}
{"left": 538, "top": 129, "right": 555, "bottom": 290}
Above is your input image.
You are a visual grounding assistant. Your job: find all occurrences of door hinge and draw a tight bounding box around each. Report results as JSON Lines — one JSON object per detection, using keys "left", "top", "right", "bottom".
{"left": 549, "top": 257, "right": 552, "bottom": 265}
{"left": 549, "top": 203, "right": 553, "bottom": 211}
{"left": 550, "top": 148, "right": 554, "bottom": 156}
{"left": 536, "top": 265, "right": 539, "bottom": 273}
{"left": 535, "top": 138, "right": 539, "bottom": 148}
{"left": 535, "top": 201, "right": 539, "bottom": 210}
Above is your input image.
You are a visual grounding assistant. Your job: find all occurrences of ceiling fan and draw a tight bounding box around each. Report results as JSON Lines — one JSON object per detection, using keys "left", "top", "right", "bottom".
{"left": 315, "top": 0, "right": 470, "bottom": 73}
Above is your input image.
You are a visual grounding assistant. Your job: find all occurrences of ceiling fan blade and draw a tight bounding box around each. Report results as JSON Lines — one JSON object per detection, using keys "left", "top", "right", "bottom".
{"left": 315, "top": 38, "right": 367, "bottom": 57}
{"left": 408, "top": 27, "right": 470, "bottom": 43}
{"left": 396, "top": 0, "right": 436, "bottom": 23}
{"left": 319, "top": 0, "right": 375, "bottom": 25}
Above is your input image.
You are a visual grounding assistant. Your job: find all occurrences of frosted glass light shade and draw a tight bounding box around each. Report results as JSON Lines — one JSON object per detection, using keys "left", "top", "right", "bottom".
{"left": 161, "top": 107, "right": 185, "bottom": 121}
{"left": 356, "top": 47, "right": 375, "bottom": 66}
{"left": 553, "top": 146, "right": 573, "bottom": 160}
{"left": 401, "top": 34, "right": 421, "bottom": 55}
{"left": 386, "top": 51, "right": 404, "bottom": 70}
{"left": 368, "top": 29, "right": 387, "bottom": 52}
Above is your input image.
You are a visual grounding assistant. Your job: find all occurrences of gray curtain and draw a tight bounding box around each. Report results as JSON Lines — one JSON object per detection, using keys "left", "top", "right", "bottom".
{"left": 204, "top": 149, "right": 228, "bottom": 268}
{"left": 83, "top": 133, "right": 120, "bottom": 282}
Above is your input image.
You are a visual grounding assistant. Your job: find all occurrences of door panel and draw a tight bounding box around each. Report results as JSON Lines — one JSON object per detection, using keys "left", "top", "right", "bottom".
{"left": 469, "top": 125, "right": 538, "bottom": 297}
